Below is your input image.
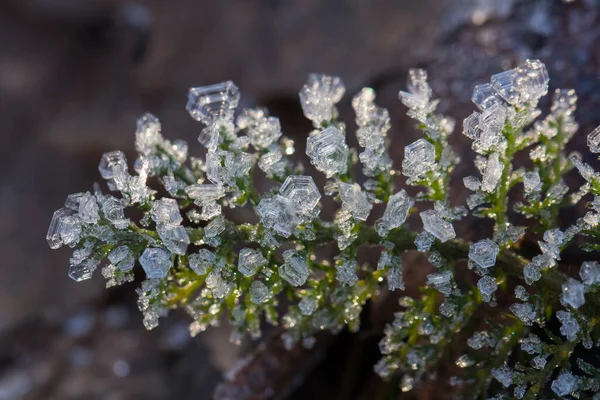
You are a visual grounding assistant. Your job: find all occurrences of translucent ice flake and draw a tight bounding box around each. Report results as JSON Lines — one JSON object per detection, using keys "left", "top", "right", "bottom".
{"left": 135, "top": 113, "right": 162, "bottom": 155}
{"left": 472, "top": 83, "right": 503, "bottom": 111}
{"left": 151, "top": 198, "right": 182, "bottom": 226}
{"left": 490, "top": 59, "right": 549, "bottom": 106}
{"left": 399, "top": 68, "right": 432, "bottom": 112}
{"left": 279, "top": 250, "right": 309, "bottom": 287}
{"left": 186, "top": 81, "right": 240, "bottom": 126}
{"left": 491, "top": 364, "right": 513, "bottom": 388}
{"left": 481, "top": 153, "right": 503, "bottom": 193}
{"left": 376, "top": 189, "right": 414, "bottom": 236}
{"left": 299, "top": 74, "right": 345, "bottom": 126}
{"left": 47, "top": 208, "right": 72, "bottom": 249}
{"left": 338, "top": 182, "right": 372, "bottom": 221}
{"left": 256, "top": 195, "right": 300, "bottom": 238}
{"left": 551, "top": 371, "right": 578, "bottom": 397}
{"left": 463, "top": 176, "right": 481, "bottom": 191}
{"left": 139, "top": 248, "right": 172, "bottom": 279}
{"left": 108, "top": 246, "right": 135, "bottom": 272}
{"left": 279, "top": 175, "right": 321, "bottom": 216}
{"left": 236, "top": 108, "right": 282, "bottom": 149}
{"left": 99, "top": 151, "right": 128, "bottom": 181}
{"left": 468, "top": 239, "right": 499, "bottom": 269}
{"left": 561, "top": 278, "right": 585, "bottom": 309}
{"left": 306, "top": 126, "right": 349, "bottom": 177}
{"left": 238, "top": 248, "right": 267, "bottom": 277}
{"left": 477, "top": 275, "right": 498, "bottom": 302}
{"left": 523, "top": 170, "right": 542, "bottom": 193}
{"left": 420, "top": 210, "right": 455, "bottom": 243}
{"left": 467, "top": 331, "right": 489, "bottom": 350}
{"left": 157, "top": 224, "right": 190, "bottom": 255}
{"left": 588, "top": 125, "right": 600, "bottom": 153}
{"left": 299, "top": 296, "right": 316, "bottom": 316}
{"left": 580, "top": 261, "right": 600, "bottom": 286}
{"left": 68, "top": 259, "right": 97, "bottom": 282}
{"left": 335, "top": 257, "right": 358, "bottom": 286}
{"left": 78, "top": 192, "right": 100, "bottom": 224}
{"left": 402, "top": 138, "right": 436, "bottom": 179}
{"left": 570, "top": 153, "right": 596, "bottom": 182}
{"left": 557, "top": 310, "right": 580, "bottom": 341}
{"left": 520, "top": 334, "right": 542, "bottom": 354}
{"left": 249, "top": 281, "right": 269, "bottom": 304}
{"left": 101, "top": 196, "right": 129, "bottom": 229}
{"left": 188, "top": 249, "right": 215, "bottom": 276}
{"left": 415, "top": 231, "right": 435, "bottom": 252}
{"left": 509, "top": 303, "right": 536, "bottom": 325}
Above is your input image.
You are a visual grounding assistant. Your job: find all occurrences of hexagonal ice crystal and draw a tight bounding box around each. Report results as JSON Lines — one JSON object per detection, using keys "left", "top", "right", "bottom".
{"left": 157, "top": 224, "right": 190, "bottom": 255}
{"left": 99, "top": 151, "right": 128, "bottom": 181}
{"left": 477, "top": 275, "right": 498, "bottom": 302}
{"left": 306, "top": 126, "right": 349, "bottom": 177}
{"left": 135, "top": 113, "right": 162, "bottom": 155}
{"left": 376, "top": 189, "right": 414, "bottom": 236}
{"left": 588, "top": 125, "right": 600, "bottom": 153}
{"left": 579, "top": 261, "right": 600, "bottom": 286}
{"left": 47, "top": 208, "right": 71, "bottom": 249}
{"left": 236, "top": 108, "right": 282, "bottom": 149}
{"left": 279, "top": 250, "right": 309, "bottom": 287}
{"left": 68, "top": 259, "right": 97, "bottom": 282}
{"left": 151, "top": 198, "right": 183, "bottom": 226}
{"left": 249, "top": 281, "right": 269, "bottom": 304}
{"left": 108, "top": 246, "right": 135, "bottom": 272}
{"left": 561, "top": 278, "right": 585, "bottom": 309}
{"left": 472, "top": 83, "right": 503, "bottom": 111}
{"left": 139, "top": 248, "right": 172, "bottom": 279}
{"left": 101, "top": 196, "right": 129, "bottom": 229}
{"left": 256, "top": 195, "right": 300, "bottom": 238}
{"left": 78, "top": 192, "right": 100, "bottom": 224}
{"left": 399, "top": 68, "right": 431, "bottom": 111}
{"left": 299, "top": 74, "right": 345, "bottom": 126}
{"left": 420, "top": 210, "right": 455, "bottom": 243}
{"left": 279, "top": 175, "right": 321, "bottom": 215}
{"left": 481, "top": 153, "right": 503, "bottom": 193}
{"left": 238, "top": 248, "right": 267, "bottom": 277}
{"left": 490, "top": 60, "right": 548, "bottom": 106}
{"left": 469, "top": 239, "right": 500, "bottom": 269}
{"left": 188, "top": 249, "right": 216, "bottom": 276}
{"left": 402, "top": 138, "right": 436, "bottom": 179}
{"left": 186, "top": 81, "right": 240, "bottom": 125}
{"left": 551, "top": 372, "right": 577, "bottom": 397}
{"left": 338, "top": 182, "right": 372, "bottom": 221}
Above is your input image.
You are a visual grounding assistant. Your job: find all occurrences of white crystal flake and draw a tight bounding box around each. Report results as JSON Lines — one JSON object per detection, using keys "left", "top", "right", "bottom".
{"left": 588, "top": 125, "right": 600, "bottom": 153}
{"left": 481, "top": 153, "right": 503, "bottom": 193}
{"left": 279, "top": 175, "right": 321, "bottom": 216}
{"left": 376, "top": 189, "right": 414, "bottom": 236}
{"left": 523, "top": 171, "right": 542, "bottom": 193}
{"left": 335, "top": 257, "right": 358, "bottom": 286}
{"left": 236, "top": 108, "right": 282, "bottom": 149}
{"left": 491, "top": 364, "right": 513, "bottom": 388}
{"left": 509, "top": 303, "right": 536, "bottom": 325}
{"left": 157, "top": 224, "right": 190, "bottom": 255}
{"left": 279, "top": 250, "right": 309, "bottom": 287}
{"left": 420, "top": 210, "right": 456, "bottom": 243}
{"left": 108, "top": 246, "right": 135, "bottom": 272}
{"left": 338, "top": 182, "right": 372, "bottom": 221}
{"left": 256, "top": 195, "right": 300, "bottom": 238}
{"left": 249, "top": 281, "right": 269, "bottom": 304}
{"left": 472, "top": 83, "right": 503, "bottom": 111}
{"left": 238, "top": 248, "right": 267, "bottom": 277}
{"left": 139, "top": 248, "right": 172, "bottom": 279}
{"left": 551, "top": 371, "right": 578, "bottom": 397}
{"left": 151, "top": 198, "right": 183, "bottom": 226}
{"left": 299, "top": 74, "right": 345, "bottom": 126}
{"left": 399, "top": 69, "right": 432, "bottom": 112}
{"left": 580, "top": 261, "right": 600, "bottom": 286}
{"left": 477, "top": 275, "right": 498, "bottom": 302}
{"left": 561, "top": 278, "right": 585, "bottom": 309}
{"left": 402, "top": 138, "right": 436, "bottom": 179}
{"left": 135, "top": 113, "right": 162, "bottom": 155}
{"left": 188, "top": 249, "right": 215, "bottom": 276}
{"left": 414, "top": 231, "right": 435, "bottom": 252}
{"left": 306, "top": 126, "right": 349, "bottom": 177}
{"left": 490, "top": 60, "right": 549, "bottom": 107}
{"left": 557, "top": 310, "right": 580, "bottom": 341}
{"left": 468, "top": 239, "right": 499, "bottom": 269}
{"left": 186, "top": 81, "right": 240, "bottom": 126}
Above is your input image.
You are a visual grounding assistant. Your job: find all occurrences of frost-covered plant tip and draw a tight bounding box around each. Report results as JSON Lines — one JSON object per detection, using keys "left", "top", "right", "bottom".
{"left": 48, "top": 61, "right": 600, "bottom": 398}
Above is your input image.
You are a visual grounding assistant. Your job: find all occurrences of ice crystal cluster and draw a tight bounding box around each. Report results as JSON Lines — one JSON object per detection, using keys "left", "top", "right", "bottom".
{"left": 48, "top": 60, "right": 600, "bottom": 398}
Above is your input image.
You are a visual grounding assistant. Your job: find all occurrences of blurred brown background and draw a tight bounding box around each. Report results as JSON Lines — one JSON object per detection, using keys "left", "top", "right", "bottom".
{"left": 0, "top": 0, "right": 599, "bottom": 399}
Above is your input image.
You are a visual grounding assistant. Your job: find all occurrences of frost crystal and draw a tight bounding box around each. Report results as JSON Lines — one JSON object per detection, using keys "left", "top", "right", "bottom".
{"left": 139, "top": 248, "right": 172, "bottom": 279}
{"left": 468, "top": 239, "right": 500, "bottom": 269}
{"left": 463, "top": 176, "right": 481, "bottom": 191}
{"left": 491, "top": 364, "right": 513, "bottom": 388}
{"left": 188, "top": 249, "right": 215, "bottom": 276}
{"left": 509, "top": 303, "right": 536, "bottom": 325}
{"left": 376, "top": 189, "right": 414, "bottom": 236}
{"left": 256, "top": 195, "right": 300, "bottom": 238}
{"left": 420, "top": 210, "right": 456, "bottom": 243}
{"left": 279, "top": 250, "right": 309, "bottom": 287}
{"left": 236, "top": 108, "right": 282, "bottom": 149}
{"left": 108, "top": 246, "right": 135, "bottom": 272}
{"left": 427, "top": 270, "right": 453, "bottom": 294}
{"left": 99, "top": 151, "right": 128, "bottom": 181}
{"left": 78, "top": 192, "right": 100, "bottom": 224}
{"left": 588, "top": 125, "right": 600, "bottom": 153}
{"left": 520, "top": 334, "right": 542, "bottom": 354}
{"left": 306, "top": 126, "right": 349, "bottom": 177}
{"left": 557, "top": 310, "right": 580, "bottom": 341}
{"left": 531, "top": 355, "right": 547, "bottom": 370}
{"left": 299, "top": 297, "right": 316, "bottom": 316}
{"left": 299, "top": 74, "right": 345, "bottom": 126}
{"left": 135, "top": 113, "right": 162, "bottom": 155}
{"left": 47, "top": 208, "right": 73, "bottom": 249}
{"left": 561, "top": 278, "right": 585, "bottom": 309}
{"left": 472, "top": 83, "right": 502, "bottom": 111}
{"left": 551, "top": 371, "right": 578, "bottom": 397}
{"left": 151, "top": 198, "right": 183, "bottom": 226}
{"left": 481, "top": 153, "right": 503, "bottom": 192}
{"left": 186, "top": 81, "right": 240, "bottom": 126}
{"left": 467, "top": 331, "right": 489, "bottom": 350}
{"left": 477, "top": 275, "right": 498, "bottom": 302}
{"left": 399, "top": 69, "right": 432, "bottom": 112}
{"left": 490, "top": 59, "right": 549, "bottom": 107}
{"left": 523, "top": 171, "right": 542, "bottom": 193}
{"left": 101, "top": 196, "right": 129, "bottom": 229}
{"left": 414, "top": 231, "right": 435, "bottom": 252}
{"left": 338, "top": 182, "right": 372, "bottom": 221}
{"left": 335, "top": 257, "right": 358, "bottom": 286}
{"left": 249, "top": 281, "right": 269, "bottom": 304}
{"left": 279, "top": 175, "right": 321, "bottom": 216}
{"left": 402, "top": 138, "right": 436, "bottom": 179}
{"left": 157, "top": 225, "right": 190, "bottom": 255}
{"left": 238, "top": 248, "right": 267, "bottom": 277}
{"left": 579, "top": 261, "right": 600, "bottom": 286}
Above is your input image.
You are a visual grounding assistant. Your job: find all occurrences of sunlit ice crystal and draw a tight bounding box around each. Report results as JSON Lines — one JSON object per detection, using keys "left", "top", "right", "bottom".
{"left": 299, "top": 74, "right": 345, "bottom": 126}
{"left": 561, "top": 278, "right": 585, "bottom": 309}
{"left": 490, "top": 60, "right": 549, "bottom": 106}
{"left": 236, "top": 108, "right": 282, "bottom": 149}
{"left": 188, "top": 249, "right": 216, "bottom": 276}
{"left": 184, "top": 183, "right": 225, "bottom": 204}
{"left": 279, "top": 250, "right": 309, "bottom": 287}
{"left": 472, "top": 83, "right": 503, "bottom": 111}
{"left": 376, "top": 189, "right": 414, "bottom": 236}
{"left": 491, "top": 365, "right": 513, "bottom": 388}
{"left": 338, "top": 182, "right": 372, "bottom": 221}
{"left": 335, "top": 257, "right": 358, "bottom": 286}
{"left": 352, "top": 87, "right": 390, "bottom": 133}
{"left": 399, "top": 68, "right": 432, "bottom": 111}
{"left": 414, "top": 231, "right": 435, "bottom": 252}
{"left": 420, "top": 210, "right": 455, "bottom": 243}
{"left": 557, "top": 310, "right": 580, "bottom": 341}
{"left": 135, "top": 113, "right": 162, "bottom": 155}
{"left": 469, "top": 239, "right": 499, "bottom": 269}
{"left": 186, "top": 81, "right": 240, "bottom": 126}
{"left": 249, "top": 281, "right": 269, "bottom": 304}
{"left": 481, "top": 153, "right": 503, "bottom": 193}
{"left": 520, "top": 334, "right": 542, "bottom": 354}
{"left": 463, "top": 112, "right": 481, "bottom": 140}
{"left": 256, "top": 195, "right": 300, "bottom": 238}
{"left": 580, "top": 261, "right": 600, "bottom": 285}
{"left": 531, "top": 355, "right": 547, "bottom": 370}
{"left": 151, "top": 198, "right": 183, "bottom": 226}
{"left": 477, "top": 275, "right": 498, "bottom": 302}
{"left": 299, "top": 296, "right": 316, "bottom": 316}
{"left": 157, "top": 224, "right": 190, "bottom": 255}
{"left": 99, "top": 151, "right": 129, "bottom": 187}
{"left": 68, "top": 259, "right": 97, "bottom": 282}
{"left": 539, "top": 228, "right": 566, "bottom": 261}
{"left": 204, "top": 215, "right": 225, "bottom": 238}
{"left": 402, "top": 138, "right": 436, "bottom": 179}
{"left": 108, "top": 245, "right": 135, "bottom": 272}
{"left": 387, "top": 262, "right": 404, "bottom": 291}
{"left": 77, "top": 192, "right": 100, "bottom": 224}
{"left": 509, "top": 303, "right": 536, "bottom": 325}
{"left": 279, "top": 175, "right": 321, "bottom": 216}
{"left": 101, "top": 196, "right": 129, "bottom": 229}
{"left": 467, "top": 331, "right": 489, "bottom": 350}
{"left": 569, "top": 153, "right": 595, "bottom": 182}
{"left": 551, "top": 371, "right": 578, "bottom": 397}
{"left": 139, "top": 248, "right": 172, "bottom": 279}
{"left": 306, "top": 126, "right": 349, "bottom": 177}
{"left": 238, "top": 248, "right": 267, "bottom": 277}
{"left": 206, "top": 265, "right": 233, "bottom": 299}
{"left": 47, "top": 208, "right": 72, "bottom": 249}
{"left": 587, "top": 125, "right": 600, "bottom": 153}
{"left": 523, "top": 171, "right": 542, "bottom": 193}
